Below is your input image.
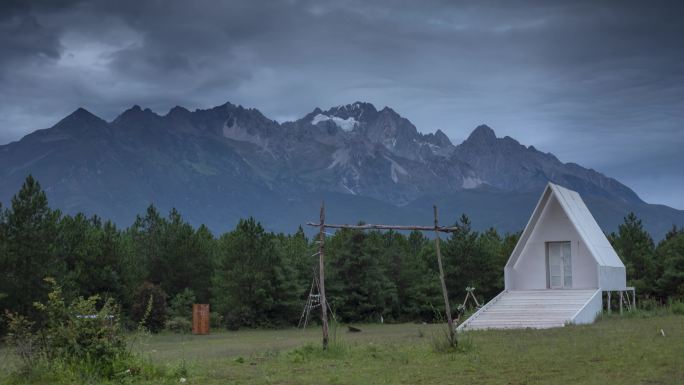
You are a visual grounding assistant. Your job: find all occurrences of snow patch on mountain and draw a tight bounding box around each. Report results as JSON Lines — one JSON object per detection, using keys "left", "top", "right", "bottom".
{"left": 384, "top": 155, "right": 408, "bottom": 183}
{"left": 342, "top": 183, "right": 357, "bottom": 195}
{"left": 462, "top": 176, "right": 484, "bottom": 189}
{"left": 328, "top": 148, "right": 350, "bottom": 169}
{"left": 311, "top": 114, "right": 358, "bottom": 132}
{"left": 384, "top": 137, "right": 398, "bottom": 149}
{"left": 340, "top": 176, "right": 358, "bottom": 195}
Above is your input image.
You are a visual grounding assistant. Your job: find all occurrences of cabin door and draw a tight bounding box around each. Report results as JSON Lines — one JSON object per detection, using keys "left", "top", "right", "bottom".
{"left": 548, "top": 241, "right": 572, "bottom": 289}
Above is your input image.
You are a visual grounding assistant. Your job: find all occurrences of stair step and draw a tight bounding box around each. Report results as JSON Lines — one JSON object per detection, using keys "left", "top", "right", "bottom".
{"left": 472, "top": 320, "right": 565, "bottom": 325}
{"left": 467, "top": 318, "right": 569, "bottom": 323}
{"left": 458, "top": 289, "right": 598, "bottom": 331}
{"left": 475, "top": 312, "right": 575, "bottom": 320}
{"left": 466, "top": 324, "right": 563, "bottom": 330}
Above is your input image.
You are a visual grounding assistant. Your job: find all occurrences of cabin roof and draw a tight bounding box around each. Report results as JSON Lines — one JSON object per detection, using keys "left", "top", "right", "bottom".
{"left": 506, "top": 182, "right": 625, "bottom": 269}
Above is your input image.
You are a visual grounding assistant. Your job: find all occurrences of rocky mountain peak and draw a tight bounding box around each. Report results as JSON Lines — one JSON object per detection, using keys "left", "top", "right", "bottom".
{"left": 60, "top": 107, "right": 104, "bottom": 124}
{"left": 113, "top": 105, "right": 160, "bottom": 124}
{"left": 316, "top": 102, "right": 379, "bottom": 126}
{"left": 465, "top": 124, "right": 497, "bottom": 144}
{"left": 52, "top": 108, "right": 107, "bottom": 135}
{"left": 167, "top": 105, "right": 191, "bottom": 118}
{"left": 328, "top": 102, "right": 377, "bottom": 117}
{"left": 425, "top": 129, "right": 453, "bottom": 148}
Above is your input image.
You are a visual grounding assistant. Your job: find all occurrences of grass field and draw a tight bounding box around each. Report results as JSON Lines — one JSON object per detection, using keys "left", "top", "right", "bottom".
{"left": 2, "top": 315, "right": 684, "bottom": 384}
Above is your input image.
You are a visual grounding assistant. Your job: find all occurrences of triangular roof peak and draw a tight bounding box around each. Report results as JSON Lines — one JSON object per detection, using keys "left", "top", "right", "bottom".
{"left": 506, "top": 182, "right": 625, "bottom": 269}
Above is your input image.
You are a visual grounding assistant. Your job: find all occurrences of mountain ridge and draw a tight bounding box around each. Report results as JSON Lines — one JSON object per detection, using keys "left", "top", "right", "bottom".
{"left": 0, "top": 101, "right": 681, "bottom": 239}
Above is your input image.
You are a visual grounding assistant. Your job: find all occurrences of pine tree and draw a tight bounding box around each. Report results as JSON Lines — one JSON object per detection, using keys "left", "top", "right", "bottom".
{"left": 0, "top": 175, "right": 60, "bottom": 324}
{"left": 131, "top": 205, "right": 165, "bottom": 286}
{"left": 400, "top": 232, "right": 442, "bottom": 321}
{"left": 327, "top": 228, "right": 396, "bottom": 322}
{"left": 655, "top": 226, "right": 684, "bottom": 298}
{"left": 157, "top": 208, "right": 198, "bottom": 298}
{"left": 55, "top": 214, "right": 131, "bottom": 305}
{"left": 212, "top": 218, "right": 298, "bottom": 328}
{"left": 443, "top": 215, "right": 479, "bottom": 302}
{"left": 610, "top": 212, "right": 656, "bottom": 295}
{"left": 475, "top": 228, "right": 507, "bottom": 300}
{"left": 275, "top": 227, "right": 312, "bottom": 303}
{"left": 191, "top": 224, "right": 216, "bottom": 303}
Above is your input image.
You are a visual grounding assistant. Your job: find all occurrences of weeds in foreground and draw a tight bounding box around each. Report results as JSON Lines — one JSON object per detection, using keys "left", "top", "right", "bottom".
{"left": 428, "top": 306, "right": 466, "bottom": 353}
{"left": 2, "top": 278, "right": 175, "bottom": 384}
{"left": 430, "top": 324, "right": 474, "bottom": 354}
{"left": 287, "top": 319, "right": 348, "bottom": 363}
{"left": 3, "top": 311, "right": 38, "bottom": 375}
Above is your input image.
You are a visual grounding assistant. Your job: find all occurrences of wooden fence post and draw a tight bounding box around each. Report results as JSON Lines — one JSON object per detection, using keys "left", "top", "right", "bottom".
{"left": 433, "top": 205, "right": 455, "bottom": 346}
{"left": 318, "top": 202, "right": 329, "bottom": 350}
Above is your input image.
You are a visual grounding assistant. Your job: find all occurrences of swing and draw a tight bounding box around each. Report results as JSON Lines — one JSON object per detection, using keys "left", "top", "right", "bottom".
{"left": 455, "top": 286, "right": 481, "bottom": 325}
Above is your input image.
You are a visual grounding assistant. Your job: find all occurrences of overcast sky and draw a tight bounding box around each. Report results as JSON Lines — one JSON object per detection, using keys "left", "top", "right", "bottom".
{"left": 1, "top": 0, "right": 682, "bottom": 208}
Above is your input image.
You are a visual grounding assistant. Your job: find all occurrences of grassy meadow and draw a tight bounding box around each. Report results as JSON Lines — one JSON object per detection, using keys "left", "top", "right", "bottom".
{"left": 2, "top": 314, "right": 683, "bottom": 385}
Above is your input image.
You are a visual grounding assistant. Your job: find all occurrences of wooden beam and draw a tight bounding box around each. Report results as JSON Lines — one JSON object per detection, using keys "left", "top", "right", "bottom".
{"left": 433, "top": 205, "right": 455, "bottom": 347}
{"left": 318, "top": 202, "right": 330, "bottom": 350}
{"left": 306, "top": 222, "right": 460, "bottom": 233}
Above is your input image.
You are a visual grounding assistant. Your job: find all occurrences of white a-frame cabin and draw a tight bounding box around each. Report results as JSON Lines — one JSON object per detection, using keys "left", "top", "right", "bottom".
{"left": 458, "top": 182, "right": 629, "bottom": 330}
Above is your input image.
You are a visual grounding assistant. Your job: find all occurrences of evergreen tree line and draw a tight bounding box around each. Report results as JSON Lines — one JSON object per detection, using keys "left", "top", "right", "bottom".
{"left": 1, "top": 176, "right": 683, "bottom": 333}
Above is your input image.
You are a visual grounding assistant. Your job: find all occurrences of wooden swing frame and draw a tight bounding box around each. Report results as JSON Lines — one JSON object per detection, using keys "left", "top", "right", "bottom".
{"left": 306, "top": 202, "right": 460, "bottom": 349}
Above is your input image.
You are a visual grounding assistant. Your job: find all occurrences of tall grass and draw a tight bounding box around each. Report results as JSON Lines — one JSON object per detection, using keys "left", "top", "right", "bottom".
{"left": 287, "top": 318, "right": 348, "bottom": 362}
{"left": 598, "top": 298, "right": 684, "bottom": 320}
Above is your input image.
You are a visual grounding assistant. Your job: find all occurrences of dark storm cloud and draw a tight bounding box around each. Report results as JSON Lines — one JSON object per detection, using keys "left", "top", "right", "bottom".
{"left": 0, "top": 13, "right": 60, "bottom": 73}
{"left": 0, "top": 0, "right": 682, "bottom": 207}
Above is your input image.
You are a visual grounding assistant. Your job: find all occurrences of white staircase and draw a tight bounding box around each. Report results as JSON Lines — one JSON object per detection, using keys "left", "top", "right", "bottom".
{"left": 457, "top": 289, "right": 599, "bottom": 331}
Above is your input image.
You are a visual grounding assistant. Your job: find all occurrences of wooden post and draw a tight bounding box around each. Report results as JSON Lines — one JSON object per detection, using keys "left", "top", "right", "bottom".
{"left": 619, "top": 291, "right": 623, "bottom": 315}
{"left": 433, "top": 205, "right": 455, "bottom": 346}
{"left": 632, "top": 288, "right": 636, "bottom": 310}
{"left": 318, "top": 202, "right": 329, "bottom": 350}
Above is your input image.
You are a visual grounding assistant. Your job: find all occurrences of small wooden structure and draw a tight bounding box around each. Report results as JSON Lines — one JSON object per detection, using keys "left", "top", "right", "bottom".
{"left": 307, "top": 203, "right": 460, "bottom": 349}
{"left": 192, "top": 304, "right": 210, "bottom": 335}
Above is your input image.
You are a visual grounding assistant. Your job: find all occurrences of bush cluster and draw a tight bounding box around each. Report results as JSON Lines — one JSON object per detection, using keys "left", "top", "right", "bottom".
{"left": 4, "top": 278, "right": 138, "bottom": 380}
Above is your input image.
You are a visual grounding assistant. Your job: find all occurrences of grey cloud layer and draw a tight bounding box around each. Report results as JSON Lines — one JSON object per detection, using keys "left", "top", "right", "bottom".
{"left": 0, "top": 0, "right": 682, "bottom": 207}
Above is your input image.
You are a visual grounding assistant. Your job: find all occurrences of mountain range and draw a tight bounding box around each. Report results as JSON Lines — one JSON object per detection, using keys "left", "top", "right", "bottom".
{"left": 1, "top": 101, "right": 682, "bottom": 238}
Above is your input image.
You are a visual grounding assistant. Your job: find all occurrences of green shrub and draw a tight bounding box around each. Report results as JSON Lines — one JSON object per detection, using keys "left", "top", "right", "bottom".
{"left": 3, "top": 310, "right": 38, "bottom": 375}
{"left": 131, "top": 282, "right": 168, "bottom": 333}
{"left": 166, "top": 316, "right": 192, "bottom": 333}
{"left": 669, "top": 300, "right": 684, "bottom": 315}
{"left": 33, "top": 277, "right": 127, "bottom": 377}
{"left": 224, "top": 312, "right": 241, "bottom": 331}
{"left": 210, "top": 311, "right": 224, "bottom": 329}
{"left": 3, "top": 278, "right": 173, "bottom": 382}
{"left": 638, "top": 297, "right": 661, "bottom": 311}
{"left": 169, "top": 288, "right": 196, "bottom": 319}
